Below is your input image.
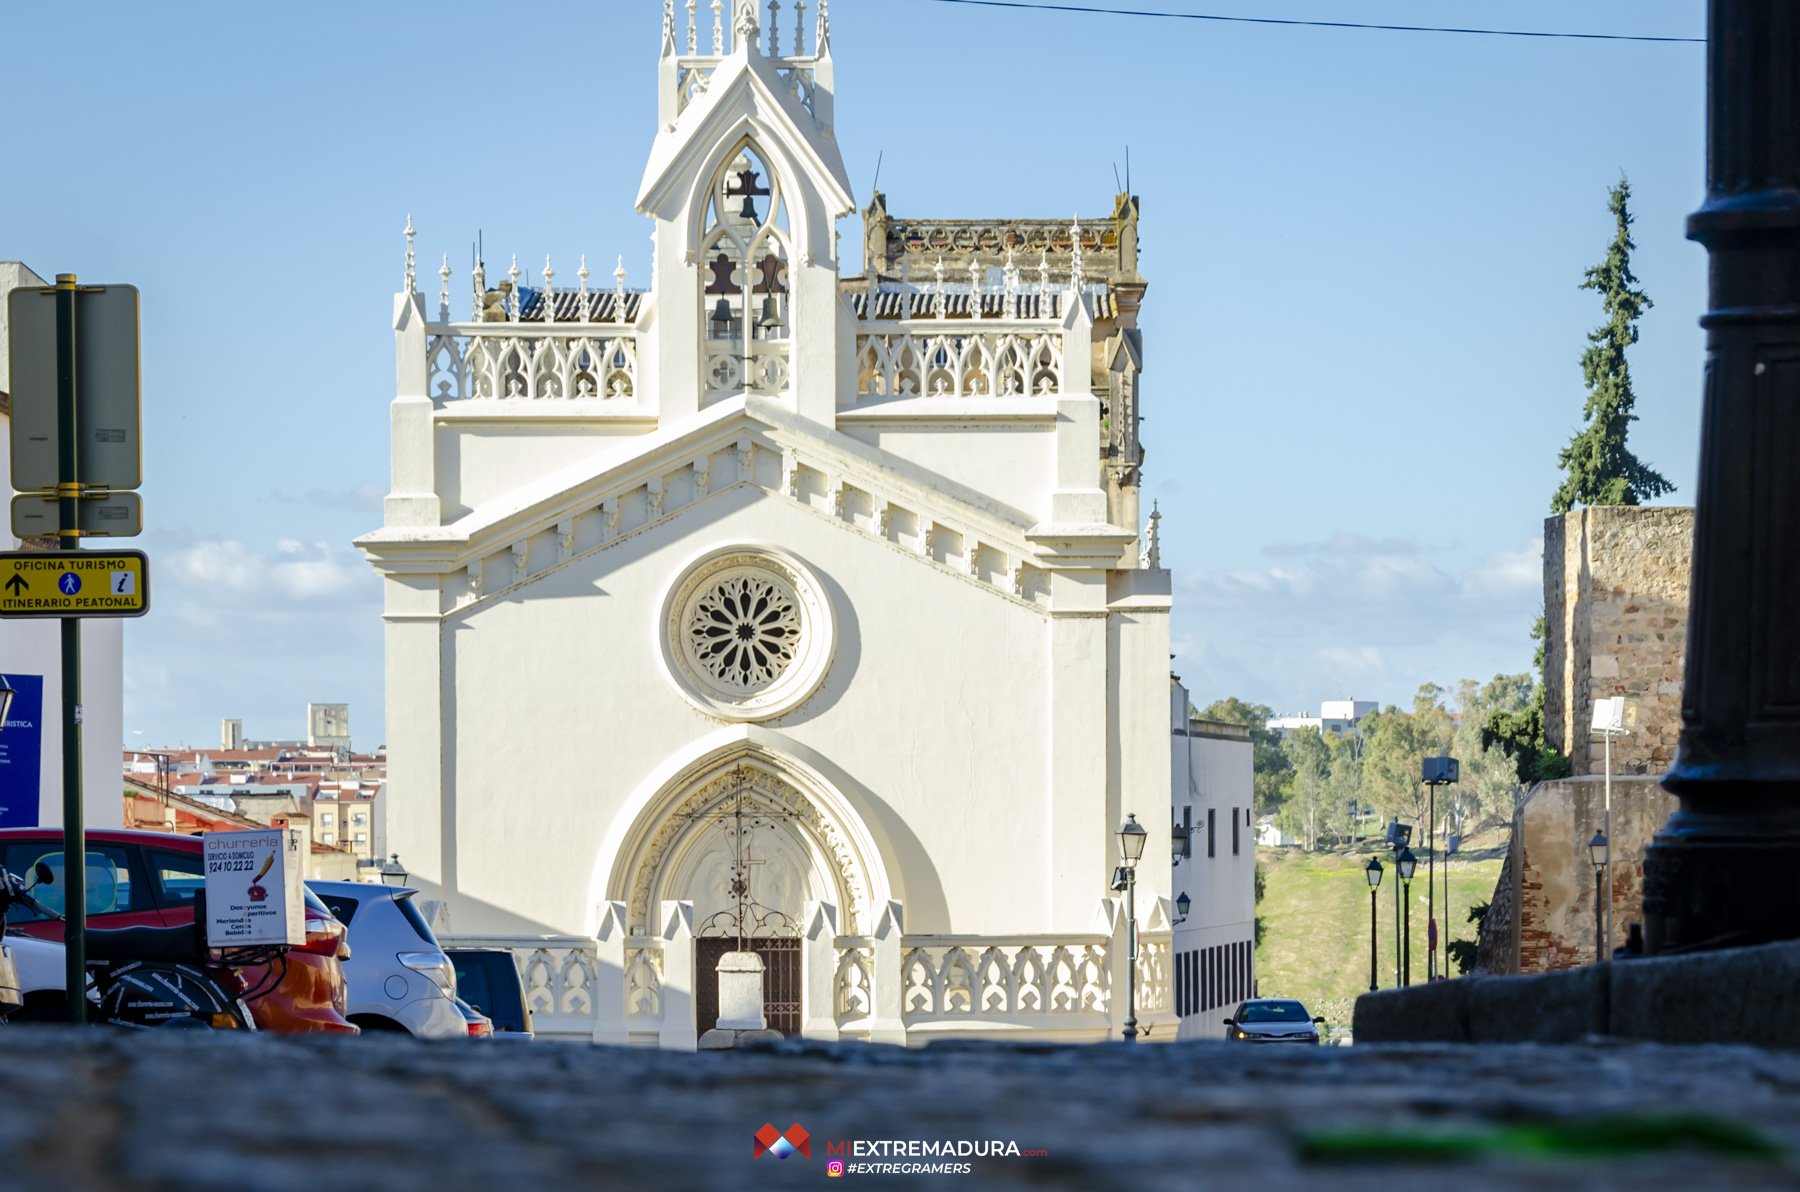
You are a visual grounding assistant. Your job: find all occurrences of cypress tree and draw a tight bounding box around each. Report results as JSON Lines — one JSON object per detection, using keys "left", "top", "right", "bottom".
{"left": 1550, "top": 177, "right": 1674, "bottom": 514}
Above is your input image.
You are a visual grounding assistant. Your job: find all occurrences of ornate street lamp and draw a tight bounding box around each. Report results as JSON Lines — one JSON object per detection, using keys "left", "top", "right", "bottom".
{"left": 1174, "top": 892, "right": 1190, "bottom": 924}
{"left": 1115, "top": 814, "right": 1147, "bottom": 1041}
{"left": 1397, "top": 846, "right": 1417, "bottom": 987}
{"left": 380, "top": 854, "right": 409, "bottom": 887}
{"left": 1589, "top": 830, "right": 1609, "bottom": 964}
{"left": 1365, "top": 857, "right": 1384, "bottom": 993}
{"left": 1421, "top": 756, "right": 1459, "bottom": 981}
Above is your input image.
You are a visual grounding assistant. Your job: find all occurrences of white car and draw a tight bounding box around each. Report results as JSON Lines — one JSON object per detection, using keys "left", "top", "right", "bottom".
{"left": 305, "top": 881, "right": 466, "bottom": 1040}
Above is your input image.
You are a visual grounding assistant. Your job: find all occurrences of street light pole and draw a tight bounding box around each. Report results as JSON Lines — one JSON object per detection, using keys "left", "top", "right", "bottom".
{"left": 1589, "top": 831, "right": 1608, "bottom": 964}
{"left": 1397, "top": 846, "right": 1417, "bottom": 987}
{"left": 1116, "top": 814, "right": 1147, "bottom": 1041}
{"left": 1647, "top": 0, "right": 1800, "bottom": 955}
{"left": 1365, "top": 857, "right": 1384, "bottom": 993}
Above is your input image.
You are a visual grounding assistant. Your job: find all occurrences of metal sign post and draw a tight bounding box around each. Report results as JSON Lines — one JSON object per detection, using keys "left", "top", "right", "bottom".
{"left": 5, "top": 275, "right": 145, "bottom": 1025}
{"left": 54, "top": 275, "right": 83, "bottom": 1024}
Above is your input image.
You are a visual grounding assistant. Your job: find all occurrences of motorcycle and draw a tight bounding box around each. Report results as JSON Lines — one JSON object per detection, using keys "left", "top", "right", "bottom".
{"left": 0, "top": 864, "right": 271, "bottom": 1030}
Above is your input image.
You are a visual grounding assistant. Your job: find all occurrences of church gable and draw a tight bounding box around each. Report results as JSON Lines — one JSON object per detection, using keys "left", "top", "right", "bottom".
{"left": 394, "top": 400, "right": 1056, "bottom": 616}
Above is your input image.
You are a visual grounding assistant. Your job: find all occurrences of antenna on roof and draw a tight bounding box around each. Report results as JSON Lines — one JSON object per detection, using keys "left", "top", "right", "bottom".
{"left": 1112, "top": 161, "right": 1122, "bottom": 193}
{"left": 871, "top": 150, "right": 883, "bottom": 195}
{"left": 478, "top": 230, "right": 484, "bottom": 268}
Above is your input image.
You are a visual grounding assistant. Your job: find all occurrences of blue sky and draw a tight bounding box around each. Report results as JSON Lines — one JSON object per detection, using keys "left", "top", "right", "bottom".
{"left": 0, "top": 1, "right": 1705, "bottom": 747}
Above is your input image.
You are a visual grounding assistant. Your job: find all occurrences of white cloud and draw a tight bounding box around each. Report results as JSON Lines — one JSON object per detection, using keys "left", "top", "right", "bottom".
{"left": 1171, "top": 535, "right": 1545, "bottom": 712}
{"left": 162, "top": 538, "right": 375, "bottom": 606}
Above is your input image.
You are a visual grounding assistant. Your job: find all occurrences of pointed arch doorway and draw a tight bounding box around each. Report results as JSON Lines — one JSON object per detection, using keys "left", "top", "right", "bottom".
{"left": 621, "top": 758, "right": 873, "bottom": 1039}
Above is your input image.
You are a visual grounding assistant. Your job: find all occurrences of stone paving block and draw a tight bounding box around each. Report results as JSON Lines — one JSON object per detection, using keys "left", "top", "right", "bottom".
{"left": 1354, "top": 980, "right": 1468, "bottom": 1043}
{"left": 1610, "top": 940, "right": 1800, "bottom": 1048}
{"left": 4, "top": 1028, "right": 1800, "bottom": 1191}
{"left": 1465, "top": 964, "right": 1607, "bottom": 1044}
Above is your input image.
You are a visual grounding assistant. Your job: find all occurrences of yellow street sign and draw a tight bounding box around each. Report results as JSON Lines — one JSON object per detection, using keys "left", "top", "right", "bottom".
{"left": 0, "top": 550, "right": 149, "bottom": 618}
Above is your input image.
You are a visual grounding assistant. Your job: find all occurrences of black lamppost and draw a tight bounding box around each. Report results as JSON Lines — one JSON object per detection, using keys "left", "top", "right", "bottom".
{"left": 1397, "top": 847, "right": 1417, "bottom": 987}
{"left": 1588, "top": 831, "right": 1609, "bottom": 964}
{"left": 1174, "top": 892, "right": 1190, "bottom": 924}
{"left": 1365, "top": 857, "right": 1384, "bottom": 993}
{"left": 1421, "top": 757, "right": 1459, "bottom": 981}
{"left": 380, "top": 854, "right": 408, "bottom": 887}
{"left": 1115, "top": 814, "right": 1147, "bottom": 1041}
{"left": 1646, "top": 0, "right": 1800, "bottom": 954}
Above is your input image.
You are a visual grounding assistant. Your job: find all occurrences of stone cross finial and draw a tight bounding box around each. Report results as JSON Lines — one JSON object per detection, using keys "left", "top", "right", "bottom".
{"left": 1142, "top": 501, "right": 1162, "bottom": 570}
{"left": 713, "top": 0, "right": 724, "bottom": 53}
{"left": 615, "top": 256, "right": 630, "bottom": 324}
{"left": 794, "top": 0, "right": 806, "bottom": 55}
{"left": 933, "top": 254, "right": 947, "bottom": 320}
{"left": 768, "top": 1, "right": 780, "bottom": 55}
{"left": 1038, "top": 249, "right": 1052, "bottom": 319}
{"left": 471, "top": 255, "right": 486, "bottom": 322}
{"left": 817, "top": 0, "right": 829, "bottom": 49}
{"left": 968, "top": 258, "right": 984, "bottom": 320}
{"left": 403, "top": 214, "right": 417, "bottom": 294}
{"left": 577, "top": 255, "right": 592, "bottom": 322}
{"left": 1003, "top": 249, "right": 1019, "bottom": 320}
{"left": 507, "top": 255, "right": 521, "bottom": 322}
{"left": 686, "top": 0, "right": 697, "bottom": 52}
{"left": 663, "top": 0, "right": 676, "bottom": 49}
{"left": 438, "top": 253, "right": 451, "bottom": 321}
{"left": 542, "top": 256, "right": 556, "bottom": 323}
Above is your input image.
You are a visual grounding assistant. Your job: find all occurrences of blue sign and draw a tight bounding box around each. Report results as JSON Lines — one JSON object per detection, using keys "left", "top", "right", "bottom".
{"left": 57, "top": 572, "right": 80, "bottom": 595}
{"left": 0, "top": 674, "right": 43, "bottom": 828}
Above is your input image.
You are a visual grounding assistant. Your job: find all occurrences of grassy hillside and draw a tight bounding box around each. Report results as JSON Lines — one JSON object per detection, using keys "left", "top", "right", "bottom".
{"left": 1253, "top": 842, "right": 1504, "bottom": 1031}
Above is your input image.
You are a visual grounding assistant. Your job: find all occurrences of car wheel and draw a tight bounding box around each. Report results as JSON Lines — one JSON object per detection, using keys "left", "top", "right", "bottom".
{"left": 348, "top": 1014, "right": 408, "bottom": 1034}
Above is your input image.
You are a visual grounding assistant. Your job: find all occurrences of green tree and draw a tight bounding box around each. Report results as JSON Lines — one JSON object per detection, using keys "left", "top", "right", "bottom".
{"left": 1551, "top": 176, "right": 1674, "bottom": 514}
{"left": 1360, "top": 685, "right": 1454, "bottom": 828}
{"left": 1320, "top": 729, "right": 1365, "bottom": 844}
{"left": 1280, "top": 726, "right": 1331, "bottom": 850}
{"left": 1195, "top": 697, "right": 1292, "bottom": 817}
{"left": 1481, "top": 616, "right": 1573, "bottom": 785}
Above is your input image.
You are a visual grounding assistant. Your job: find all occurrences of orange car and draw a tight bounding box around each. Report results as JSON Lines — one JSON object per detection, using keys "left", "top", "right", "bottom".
{"left": 0, "top": 828, "right": 358, "bottom": 1035}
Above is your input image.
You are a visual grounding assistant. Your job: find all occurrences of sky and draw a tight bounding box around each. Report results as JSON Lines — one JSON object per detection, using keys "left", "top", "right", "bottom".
{"left": 0, "top": 0, "right": 1706, "bottom": 747}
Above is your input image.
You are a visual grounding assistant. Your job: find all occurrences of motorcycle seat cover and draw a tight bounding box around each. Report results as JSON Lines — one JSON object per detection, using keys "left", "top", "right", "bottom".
{"left": 86, "top": 924, "right": 202, "bottom": 962}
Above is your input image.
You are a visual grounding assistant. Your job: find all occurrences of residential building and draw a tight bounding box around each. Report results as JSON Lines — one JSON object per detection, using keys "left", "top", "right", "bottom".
{"left": 1168, "top": 680, "right": 1258, "bottom": 1040}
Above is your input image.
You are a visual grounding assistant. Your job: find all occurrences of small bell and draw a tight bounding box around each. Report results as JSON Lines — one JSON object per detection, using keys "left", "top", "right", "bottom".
{"left": 757, "top": 294, "right": 784, "bottom": 332}
{"left": 711, "top": 297, "right": 733, "bottom": 336}
{"left": 738, "top": 194, "right": 759, "bottom": 222}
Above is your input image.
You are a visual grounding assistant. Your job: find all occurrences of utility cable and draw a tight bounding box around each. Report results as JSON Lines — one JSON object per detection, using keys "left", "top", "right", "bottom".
{"left": 927, "top": 0, "right": 1704, "bottom": 44}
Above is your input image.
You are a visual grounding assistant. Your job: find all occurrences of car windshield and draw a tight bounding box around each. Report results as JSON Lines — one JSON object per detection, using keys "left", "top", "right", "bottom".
{"left": 1240, "top": 1001, "right": 1311, "bottom": 1023}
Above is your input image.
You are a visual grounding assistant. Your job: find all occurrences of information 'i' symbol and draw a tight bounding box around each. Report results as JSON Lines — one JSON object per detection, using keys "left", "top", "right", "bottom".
{"left": 57, "top": 573, "right": 81, "bottom": 596}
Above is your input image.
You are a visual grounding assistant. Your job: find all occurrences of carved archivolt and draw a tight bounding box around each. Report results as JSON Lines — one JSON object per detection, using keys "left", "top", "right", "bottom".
{"left": 626, "top": 763, "right": 869, "bottom": 937}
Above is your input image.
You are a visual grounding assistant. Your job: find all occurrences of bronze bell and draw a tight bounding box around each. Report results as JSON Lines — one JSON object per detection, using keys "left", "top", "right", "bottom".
{"left": 757, "top": 294, "right": 783, "bottom": 331}
{"left": 711, "top": 297, "right": 733, "bottom": 334}
{"left": 739, "top": 194, "right": 759, "bottom": 222}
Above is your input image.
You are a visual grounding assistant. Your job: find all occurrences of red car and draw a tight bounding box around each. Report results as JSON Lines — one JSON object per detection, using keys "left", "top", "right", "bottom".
{"left": 0, "top": 828, "right": 358, "bottom": 1034}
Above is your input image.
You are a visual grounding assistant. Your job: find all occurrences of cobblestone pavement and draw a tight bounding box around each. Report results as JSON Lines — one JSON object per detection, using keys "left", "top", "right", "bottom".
{"left": 2, "top": 1029, "right": 1799, "bottom": 1191}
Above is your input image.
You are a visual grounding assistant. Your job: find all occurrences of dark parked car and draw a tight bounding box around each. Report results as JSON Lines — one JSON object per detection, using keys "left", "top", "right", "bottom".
{"left": 447, "top": 948, "right": 534, "bottom": 1038}
{"left": 1223, "top": 998, "right": 1326, "bottom": 1044}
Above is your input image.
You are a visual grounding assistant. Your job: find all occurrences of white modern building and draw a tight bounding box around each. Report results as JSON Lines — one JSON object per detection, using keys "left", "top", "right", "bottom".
{"left": 358, "top": 1, "right": 1249, "bottom": 1046}
{"left": 1267, "top": 699, "right": 1378, "bottom": 739}
{"left": 1167, "top": 680, "right": 1257, "bottom": 1039}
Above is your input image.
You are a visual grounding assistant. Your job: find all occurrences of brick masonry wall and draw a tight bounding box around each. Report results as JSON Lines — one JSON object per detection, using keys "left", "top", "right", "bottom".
{"left": 1511, "top": 775, "right": 1678, "bottom": 973}
{"left": 1543, "top": 506, "right": 1693, "bottom": 777}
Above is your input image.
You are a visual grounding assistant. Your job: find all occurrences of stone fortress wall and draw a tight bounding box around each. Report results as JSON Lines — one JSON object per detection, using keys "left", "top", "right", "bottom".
{"left": 1486, "top": 506, "right": 1693, "bottom": 974}
{"left": 1543, "top": 505, "right": 1694, "bottom": 775}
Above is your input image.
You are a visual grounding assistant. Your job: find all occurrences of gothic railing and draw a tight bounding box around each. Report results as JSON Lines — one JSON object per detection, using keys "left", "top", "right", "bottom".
{"left": 854, "top": 323, "right": 1064, "bottom": 399}
{"left": 427, "top": 326, "right": 638, "bottom": 402}
{"left": 437, "top": 934, "right": 600, "bottom": 1042}
{"left": 894, "top": 935, "right": 1111, "bottom": 1025}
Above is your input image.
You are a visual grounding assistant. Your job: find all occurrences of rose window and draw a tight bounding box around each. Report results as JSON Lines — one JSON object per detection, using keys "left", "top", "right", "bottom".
{"left": 686, "top": 574, "right": 801, "bottom": 690}
{"left": 660, "top": 547, "right": 836, "bottom": 722}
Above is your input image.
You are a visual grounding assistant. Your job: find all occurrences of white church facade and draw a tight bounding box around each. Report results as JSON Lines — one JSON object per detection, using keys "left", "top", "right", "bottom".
{"left": 358, "top": 0, "right": 1253, "bottom": 1046}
